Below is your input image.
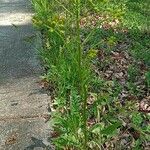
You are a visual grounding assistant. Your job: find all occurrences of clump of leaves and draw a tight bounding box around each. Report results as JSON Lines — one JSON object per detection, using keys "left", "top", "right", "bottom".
{"left": 32, "top": 0, "right": 149, "bottom": 149}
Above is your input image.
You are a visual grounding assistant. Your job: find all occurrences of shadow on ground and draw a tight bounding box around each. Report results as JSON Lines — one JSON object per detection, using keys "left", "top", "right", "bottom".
{"left": 24, "top": 137, "right": 51, "bottom": 150}
{"left": 0, "top": 24, "right": 42, "bottom": 81}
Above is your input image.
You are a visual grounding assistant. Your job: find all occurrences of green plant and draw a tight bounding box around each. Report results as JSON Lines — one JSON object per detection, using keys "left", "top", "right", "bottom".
{"left": 32, "top": 0, "right": 91, "bottom": 149}
{"left": 145, "top": 71, "right": 150, "bottom": 88}
{"left": 32, "top": 0, "right": 149, "bottom": 149}
{"left": 128, "top": 64, "right": 140, "bottom": 82}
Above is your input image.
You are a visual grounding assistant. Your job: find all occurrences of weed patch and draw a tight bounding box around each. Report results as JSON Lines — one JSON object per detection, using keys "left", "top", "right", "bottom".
{"left": 32, "top": 0, "right": 149, "bottom": 149}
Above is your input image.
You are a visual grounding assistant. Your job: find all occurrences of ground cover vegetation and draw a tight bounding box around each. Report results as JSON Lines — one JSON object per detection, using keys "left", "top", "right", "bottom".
{"left": 32, "top": 0, "right": 150, "bottom": 149}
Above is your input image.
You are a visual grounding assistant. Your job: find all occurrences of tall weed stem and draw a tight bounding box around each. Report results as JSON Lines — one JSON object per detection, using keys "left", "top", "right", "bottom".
{"left": 76, "top": 1, "right": 87, "bottom": 149}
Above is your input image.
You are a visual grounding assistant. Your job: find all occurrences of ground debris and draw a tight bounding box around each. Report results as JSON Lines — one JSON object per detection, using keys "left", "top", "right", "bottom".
{"left": 5, "top": 132, "right": 18, "bottom": 145}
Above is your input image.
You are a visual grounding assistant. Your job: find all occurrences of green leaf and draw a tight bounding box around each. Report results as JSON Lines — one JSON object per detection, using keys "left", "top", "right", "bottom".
{"left": 131, "top": 112, "right": 143, "bottom": 126}
{"left": 101, "top": 122, "right": 122, "bottom": 135}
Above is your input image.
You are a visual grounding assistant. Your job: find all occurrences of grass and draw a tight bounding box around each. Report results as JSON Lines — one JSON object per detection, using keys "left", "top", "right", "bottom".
{"left": 32, "top": 0, "right": 150, "bottom": 149}
{"left": 124, "top": 0, "right": 150, "bottom": 66}
{"left": 124, "top": 0, "right": 150, "bottom": 31}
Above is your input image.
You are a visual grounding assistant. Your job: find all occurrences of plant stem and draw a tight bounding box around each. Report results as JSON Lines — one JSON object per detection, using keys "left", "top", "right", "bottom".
{"left": 76, "top": 1, "right": 87, "bottom": 149}
{"left": 83, "top": 85, "right": 88, "bottom": 150}
{"left": 76, "top": 0, "right": 81, "bottom": 77}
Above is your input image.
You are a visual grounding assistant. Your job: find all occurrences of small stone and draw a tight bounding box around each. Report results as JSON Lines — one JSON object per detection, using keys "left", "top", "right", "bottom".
{"left": 11, "top": 102, "right": 18, "bottom": 106}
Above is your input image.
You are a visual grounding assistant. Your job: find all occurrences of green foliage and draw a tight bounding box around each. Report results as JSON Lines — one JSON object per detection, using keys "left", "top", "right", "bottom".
{"left": 88, "top": 0, "right": 127, "bottom": 19}
{"left": 131, "top": 112, "right": 143, "bottom": 126}
{"left": 128, "top": 64, "right": 140, "bottom": 82}
{"left": 32, "top": 0, "right": 149, "bottom": 149}
{"left": 145, "top": 71, "right": 150, "bottom": 88}
{"left": 124, "top": 0, "right": 150, "bottom": 31}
